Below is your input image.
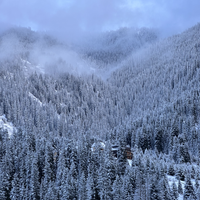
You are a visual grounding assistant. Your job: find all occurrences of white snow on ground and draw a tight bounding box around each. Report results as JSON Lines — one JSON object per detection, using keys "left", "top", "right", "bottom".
{"left": 178, "top": 195, "right": 183, "bottom": 200}
{"left": 34, "top": 64, "right": 45, "bottom": 74}
{"left": 127, "top": 159, "right": 132, "bottom": 166}
{"left": 0, "top": 115, "right": 16, "bottom": 137}
{"left": 21, "top": 58, "right": 32, "bottom": 78}
{"left": 28, "top": 92, "right": 43, "bottom": 106}
{"left": 167, "top": 175, "right": 184, "bottom": 200}
{"left": 167, "top": 175, "right": 199, "bottom": 200}
{"left": 21, "top": 58, "right": 45, "bottom": 77}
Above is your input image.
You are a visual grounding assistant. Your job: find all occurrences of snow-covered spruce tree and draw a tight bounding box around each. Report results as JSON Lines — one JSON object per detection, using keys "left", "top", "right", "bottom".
{"left": 159, "top": 176, "right": 172, "bottom": 200}
{"left": 29, "top": 152, "right": 40, "bottom": 200}
{"left": 78, "top": 172, "right": 86, "bottom": 200}
{"left": 134, "top": 159, "right": 147, "bottom": 200}
{"left": 150, "top": 180, "right": 162, "bottom": 200}
{"left": 178, "top": 178, "right": 183, "bottom": 195}
{"left": 122, "top": 168, "right": 137, "bottom": 199}
{"left": 59, "top": 167, "right": 69, "bottom": 200}
{"left": 155, "top": 128, "right": 164, "bottom": 153}
{"left": 97, "top": 153, "right": 113, "bottom": 200}
{"left": 67, "top": 161, "right": 78, "bottom": 199}
{"left": 112, "top": 175, "right": 122, "bottom": 200}
{"left": 87, "top": 155, "right": 100, "bottom": 199}
{"left": 116, "top": 137, "right": 127, "bottom": 176}
{"left": 0, "top": 172, "right": 6, "bottom": 200}
{"left": 45, "top": 181, "right": 57, "bottom": 200}
{"left": 86, "top": 172, "right": 94, "bottom": 200}
{"left": 168, "top": 163, "right": 175, "bottom": 176}
{"left": 176, "top": 167, "right": 186, "bottom": 181}
{"left": 171, "top": 180, "right": 179, "bottom": 200}
{"left": 195, "top": 173, "right": 200, "bottom": 191}
{"left": 184, "top": 174, "right": 196, "bottom": 200}
{"left": 1, "top": 140, "right": 15, "bottom": 200}
{"left": 10, "top": 172, "right": 20, "bottom": 200}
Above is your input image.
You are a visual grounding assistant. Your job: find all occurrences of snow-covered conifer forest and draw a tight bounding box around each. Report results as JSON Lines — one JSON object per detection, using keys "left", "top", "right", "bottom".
{"left": 1, "top": 24, "right": 200, "bottom": 199}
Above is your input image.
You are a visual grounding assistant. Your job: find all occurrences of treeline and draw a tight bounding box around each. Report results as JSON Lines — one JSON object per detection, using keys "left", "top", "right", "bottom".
{"left": 1, "top": 126, "right": 200, "bottom": 200}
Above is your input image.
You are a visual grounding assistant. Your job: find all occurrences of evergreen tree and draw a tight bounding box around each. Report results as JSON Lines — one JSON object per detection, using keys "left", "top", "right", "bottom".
{"left": 30, "top": 153, "right": 40, "bottom": 200}
{"left": 195, "top": 174, "right": 199, "bottom": 191}
{"left": 178, "top": 178, "right": 183, "bottom": 195}
{"left": 10, "top": 172, "right": 20, "bottom": 200}
{"left": 86, "top": 173, "right": 94, "bottom": 200}
{"left": 159, "top": 176, "right": 172, "bottom": 200}
{"left": 176, "top": 167, "right": 185, "bottom": 181}
{"left": 171, "top": 180, "right": 179, "bottom": 200}
{"left": 116, "top": 138, "right": 127, "bottom": 176}
{"left": 155, "top": 124, "right": 164, "bottom": 153}
{"left": 112, "top": 175, "right": 122, "bottom": 200}
{"left": 60, "top": 167, "right": 69, "bottom": 200}
{"left": 168, "top": 164, "right": 175, "bottom": 176}
{"left": 150, "top": 181, "right": 162, "bottom": 200}
{"left": 0, "top": 172, "right": 6, "bottom": 200}
{"left": 78, "top": 172, "right": 86, "bottom": 200}
{"left": 184, "top": 175, "right": 196, "bottom": 200}
{"left": 66, "top": 161, "right": 78, "bottom": 199}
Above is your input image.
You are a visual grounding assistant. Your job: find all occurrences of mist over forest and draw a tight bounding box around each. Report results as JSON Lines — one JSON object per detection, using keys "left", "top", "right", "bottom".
{"left": 1, "top": 2, "right": 200, "bottom": 198}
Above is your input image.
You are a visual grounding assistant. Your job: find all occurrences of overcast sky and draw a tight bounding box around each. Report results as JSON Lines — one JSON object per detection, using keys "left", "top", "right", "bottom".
{"left": 0, "top": 0, "right": 200, "bottom": 41}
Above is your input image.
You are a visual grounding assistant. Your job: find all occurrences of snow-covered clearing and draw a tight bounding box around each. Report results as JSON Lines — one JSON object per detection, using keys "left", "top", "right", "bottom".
{"left": 28, "top": 92, "right": 43, "bottom": 106}
{"left": 0, "top": 115, "right": 16, "bottom": 137}
{"left": 167, "top": 175, "right": 199, "bottom": 200}
{"left": 127, "top": 159, "right": 132, "bottom": 166}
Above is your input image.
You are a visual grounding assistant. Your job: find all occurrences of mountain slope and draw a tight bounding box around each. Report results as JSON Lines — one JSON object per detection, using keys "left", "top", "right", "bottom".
{"left": 0, "top": 24, "right": 200, "bottom": 199}
{"left": 76, "top": 27, "right": 158, "bottom": 65}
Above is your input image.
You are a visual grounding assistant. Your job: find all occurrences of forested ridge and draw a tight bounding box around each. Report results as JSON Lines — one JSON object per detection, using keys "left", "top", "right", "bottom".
{"left": 0, "top": 24, "right": 200, "bottom": 199}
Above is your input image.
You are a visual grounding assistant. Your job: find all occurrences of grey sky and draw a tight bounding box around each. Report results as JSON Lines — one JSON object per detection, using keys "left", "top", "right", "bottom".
{"left": 0, "top": 0, "right": 200, "bottom": 41}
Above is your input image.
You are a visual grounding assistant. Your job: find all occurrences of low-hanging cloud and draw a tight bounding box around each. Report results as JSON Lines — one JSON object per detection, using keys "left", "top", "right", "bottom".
{"left": 0, "top": 30, "right": 98, "bottom": 76}
{"left": 0, "top": 0, "right": 200, "bottom": 41}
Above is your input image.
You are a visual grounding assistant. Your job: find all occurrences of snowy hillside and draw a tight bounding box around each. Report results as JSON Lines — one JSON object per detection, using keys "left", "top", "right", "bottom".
{"left": 1, "top": 24, "right": 200, "bottom": 199}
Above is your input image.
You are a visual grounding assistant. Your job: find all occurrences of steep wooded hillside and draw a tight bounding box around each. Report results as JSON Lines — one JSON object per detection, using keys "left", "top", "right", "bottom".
{"left": 0, "top": 24, "right": 200, "bottom": 199}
